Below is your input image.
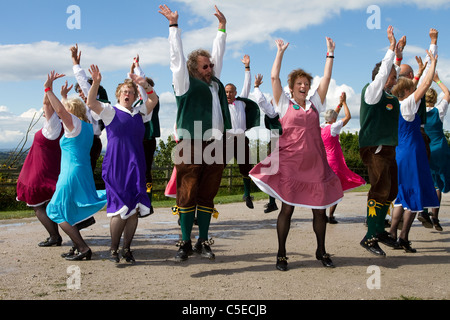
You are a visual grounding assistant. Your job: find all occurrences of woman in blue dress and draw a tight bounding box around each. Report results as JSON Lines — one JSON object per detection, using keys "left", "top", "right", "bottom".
{"left": 389, "top": 50, "right": 439, "bottom": 252}
{"left": 86, "top": 65, "right": 159, "bottom": 263}
{"left": 424, "top": 73, "right": 450, "bottom": 231}
{"left": 44, "top": 71, "right": 107, "bottom": 261}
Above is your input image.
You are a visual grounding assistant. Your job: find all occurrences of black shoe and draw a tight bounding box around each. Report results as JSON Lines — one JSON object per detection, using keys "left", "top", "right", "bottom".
{"left": 417, "top": 212, "right": 433, "bottom": 228}
{"left": 175, "top": 240, "right": 193, "bottom": 262}
{"left": 61, "top": 247, "right": 77, "bottom": 258}
{"left": 122, "top": 248, "right": 136, "bottom": 263}
{"left": 264, "top": 203, "right": 278, "bottom": 213}
{"left": 316, "top": 251, "right": 335, "bottom": 268}
{"left": 360, "top": 236, "right": 386, "bottom": 257}
{"left": 109, "top": 250, "right": 120, "bottom": 263}
{"left": 432, "top": 218, "right": 443, "bottom": 231}
{"left": 243, "top": 195, "right": 254, "bottom": 209}
{"left": 65, "top": 249, "right": 92, "bottom": 261}
{"left": 193, "top": 238, "right": 215, "bottom": 260}
{"left": 397, "top": 238, "right": 417, "bottom": 253}
{"left": 276, "top": 256, "right": 288, "bottom": 271}
{"left": 38, "top": 236, "right": 62, "bottom": 247}
{"left": 76, "top": 217, "right": 96, "bottom": 230}
{"left": 377, "top": 231, "right": 398, "bottom": 248}
{"left": 327, "top": 216, "right": 338, "bottom": 224}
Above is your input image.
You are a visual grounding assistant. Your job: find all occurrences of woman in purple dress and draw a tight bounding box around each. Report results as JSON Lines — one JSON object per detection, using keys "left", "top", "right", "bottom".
{"left": 87, "top": 65, "right": 159, "bottom": 263}
{"left": 250, "top": 39, "right": 343, "bottom": 271}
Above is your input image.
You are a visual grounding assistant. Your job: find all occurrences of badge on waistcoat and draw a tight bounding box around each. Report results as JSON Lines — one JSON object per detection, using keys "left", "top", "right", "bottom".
{"left": 292, "top": 104, "right": 300, "bottom": 110}
{"left": 386, "top": 104, "right": 393, "bottom": 111}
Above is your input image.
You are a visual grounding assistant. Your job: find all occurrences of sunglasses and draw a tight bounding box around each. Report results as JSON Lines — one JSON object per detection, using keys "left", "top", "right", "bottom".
{"left": 202, "top": 63, "right": 215, "bottom": 70}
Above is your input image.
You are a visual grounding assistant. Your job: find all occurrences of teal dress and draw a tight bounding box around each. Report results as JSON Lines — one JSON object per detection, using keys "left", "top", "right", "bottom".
{"left": 425, "top": 107, "right": 450, "bottom": 193}
{"left": 47, "top": 118, "right": 106, "bottom": 225}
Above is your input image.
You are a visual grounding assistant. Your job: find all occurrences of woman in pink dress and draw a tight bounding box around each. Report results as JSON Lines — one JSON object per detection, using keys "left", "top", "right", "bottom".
{"left": 320, "top": 92, "right": 366, "bottom": 223}
{"left": 249, "top": 39, "right": 343, "bottom": 271}
{"left": 16, "top": 89, "right": 63, "bottom": 247}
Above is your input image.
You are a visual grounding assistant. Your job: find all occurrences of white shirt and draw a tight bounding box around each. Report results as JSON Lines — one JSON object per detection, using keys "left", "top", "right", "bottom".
{"left": 227, "top": 70, "right": 251, "bottom": 135}
{"left": 42, "top": 112, "right": 62, "bottom": 140}
{"left": 276, "top": 90, "right": 324, "bottom": 119}
{"left": 253, "top": 87, "right": 278, "bottom": 119}
{"left": 169, "top": 27, "right": 227, "bottom": 140}
{"left": 320, "top": 120, "right": 344, "bottom": 137}
{"left": 427, "top": 99, "right": 449, "bottom": 123}
{"left": 96, "top": 102, "right": 152, "bottom": 126}
{"left": 72, "top": 64, "right": 104, "bottom": 136}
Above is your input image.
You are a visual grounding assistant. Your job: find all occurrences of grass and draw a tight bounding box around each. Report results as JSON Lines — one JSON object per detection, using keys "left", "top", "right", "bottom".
{"left": 0, "top": 185, "right": 370, "bottom": 221}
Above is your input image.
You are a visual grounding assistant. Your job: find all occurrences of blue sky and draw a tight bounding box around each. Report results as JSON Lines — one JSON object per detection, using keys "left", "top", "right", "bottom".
{"left": 1, "top": 0, "right": 450, "bottom": 150}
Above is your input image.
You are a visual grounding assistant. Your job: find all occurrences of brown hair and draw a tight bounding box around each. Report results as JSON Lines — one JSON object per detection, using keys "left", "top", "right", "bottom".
{"left": 187, "top": 49, "right": 214, "bottom": 79}
{"left": 115, "top": 79, "right": 138, "bottom": 103}
{"left": 64, "top": 98, "right": 89, "bottom": 123}
{"left": 426, "top": 87, "right": 438, "bottom": 106}
{"left": 391, "top": 77, "right": 415, "bottom": 100}
{"left": 287, "top": 69, "right": 313, "bottom": 91}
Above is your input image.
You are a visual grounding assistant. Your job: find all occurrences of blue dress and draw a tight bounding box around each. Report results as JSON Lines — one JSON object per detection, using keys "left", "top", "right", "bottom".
{"left": 424, "top": 107, "right": 450, "bottom": 193}
{"left": 394, "top": 104, "right": 439, "bottom": 211}
{"left": 47, "top": 118, "right": 107, "bottom": 225}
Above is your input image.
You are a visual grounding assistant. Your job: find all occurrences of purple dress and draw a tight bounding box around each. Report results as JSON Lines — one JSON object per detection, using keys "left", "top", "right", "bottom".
{"left": 102, "top": 106, "right": 151, "bottom": 219}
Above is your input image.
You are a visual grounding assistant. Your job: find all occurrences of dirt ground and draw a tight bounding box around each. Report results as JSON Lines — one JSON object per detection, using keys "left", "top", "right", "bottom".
{"left": 0, "top": 191, "right": 449, "bottom": 303}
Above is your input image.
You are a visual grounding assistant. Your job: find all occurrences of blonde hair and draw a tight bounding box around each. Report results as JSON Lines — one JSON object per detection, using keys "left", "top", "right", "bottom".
{"left": 391, "top": 77, "right": 415, "bottom": 100}
{"left": 115, "top": 79, "right": 138, "bottom": 103}
{"left": 64, "top": 98, "right": 89, "bottom": 123}
{"left": 426, "top": 87, "right": 438, "bottom": 106}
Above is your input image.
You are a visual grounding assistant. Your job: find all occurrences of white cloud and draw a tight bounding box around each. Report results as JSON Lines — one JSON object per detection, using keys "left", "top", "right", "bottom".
{"left": 0, "top": 106, "right": 44, "bottom": 149}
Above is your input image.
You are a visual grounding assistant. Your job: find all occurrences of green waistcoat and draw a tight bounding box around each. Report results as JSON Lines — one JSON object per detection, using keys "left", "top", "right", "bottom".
{"left": 235, "top": 97, "right": 260, "bottom": 130}
{"left": 359, "top": 83, "right": 400, "bottom": 148}
{"left": 175, "top": 76, "right": 231, "bottom": 140}
{"left": 144, "top": 101, "right": 161, "bottom": 139}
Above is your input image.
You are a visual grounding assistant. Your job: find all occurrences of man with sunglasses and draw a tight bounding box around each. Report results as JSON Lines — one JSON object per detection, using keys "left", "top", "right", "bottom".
{"left": 159, "top": 4, "right": 232, "bottom": 262}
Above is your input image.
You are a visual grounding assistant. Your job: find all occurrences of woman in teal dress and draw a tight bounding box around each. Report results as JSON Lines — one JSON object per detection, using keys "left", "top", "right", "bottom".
{"left": 424, "top": 73, "right": 450, "bottom": 231}
{"left": 44, "top": 71, "right": 107, "bottom": 261}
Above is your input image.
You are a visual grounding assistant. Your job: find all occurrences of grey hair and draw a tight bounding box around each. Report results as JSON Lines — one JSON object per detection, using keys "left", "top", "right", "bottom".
{"left": 324, "top": 109, "right": 338, "bottom": 123}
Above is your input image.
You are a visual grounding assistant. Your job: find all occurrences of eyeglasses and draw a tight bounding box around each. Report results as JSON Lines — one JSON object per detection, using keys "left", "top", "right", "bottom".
{"left": 202, "top": 63, "right": 214, "bottom": 70}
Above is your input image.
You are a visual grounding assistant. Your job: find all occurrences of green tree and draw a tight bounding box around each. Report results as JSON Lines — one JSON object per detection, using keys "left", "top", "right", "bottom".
{"left": 154, "top": 135, "right": 176, "bottom": 168}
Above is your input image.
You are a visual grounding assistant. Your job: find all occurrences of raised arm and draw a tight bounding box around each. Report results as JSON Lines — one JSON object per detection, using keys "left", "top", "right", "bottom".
{"left": 271, "top": 39, "right": 289, "bottom": 105}
{"left": 316, "top": 37, "right": 335, "bottom": 104}
{"left": 211, "top": 5, "right": 227, "bottom": 78}
{"left": 335, "top": 92, "right": 351, "bottom": 127}
{"left": 44, "top": 71, "right": 74, "bottom": 131}
{"left": 414, "top": 50, "right": 437, "bottom": 103}
{"left": 86, "top": 65, "right": 104, "bottom": 115}
{"left": 42, "top": 88, "right": 54, "bottom": 121}
{"left": 364, "top": 26, "right": 397, "bottom": 105}
{"left": 129, "top": 73, "right": 159, "bottom": 114}
{"left": 434, "top": 72, "right": 450, "bottom": 103}
{"left": 240, "top": 54, "right": 251, "bottom": 98}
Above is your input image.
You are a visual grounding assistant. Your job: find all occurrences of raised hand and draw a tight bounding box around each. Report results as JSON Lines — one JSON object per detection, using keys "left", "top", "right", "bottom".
{"left": 159, "top": 4, "right": 178, "bottom": 25}
{"left": 387, "top": 25, "right": 396, "bottom": 50}
{"left": 60, "top": 81, "right": 74, "bottom": 99}
{"left": 254, "top": 74, "right": 263, "bottom": 88}
{"left": 213, "top": 5, "right": 226, "bottom": 29}
{"left": 70, "top": 44, "right": 81, "bottom": 65}
{"left": 44, "top": 71, "right": 65, "bottom": 91}
{"left": 326, "top": 37, "right": 335, "bottom": 54}
{"left": 88, "top": 65, "right": 102, "bottom": 84}
{"left": 429, "top": 28, "right": 438, "bottom": 45}
{"left": 242, "top": 54, "right": 250, "bottom": 67}
{"left": 275, "top": 39, "right": 289, "bottom": 53}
